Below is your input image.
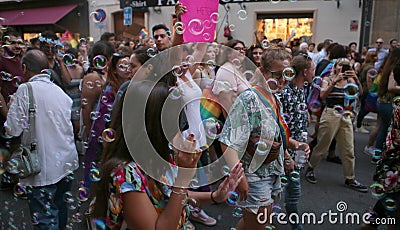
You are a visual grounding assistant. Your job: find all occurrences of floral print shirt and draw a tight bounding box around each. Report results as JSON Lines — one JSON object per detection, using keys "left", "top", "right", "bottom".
{"left": 105, "top": 161, "right": 188, "bottom": 229}
{"left": 219, "top": 90, "right": 284, "bottom": 176}
{"left": 278, "top": 83, "right": 308, "bottom": 158}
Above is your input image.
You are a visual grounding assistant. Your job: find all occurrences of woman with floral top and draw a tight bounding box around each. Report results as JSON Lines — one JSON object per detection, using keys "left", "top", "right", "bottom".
{"left": 220, "top": 46, "right": 309, "bottom": 229}
{"left": 91, "top": 81, "right": 244, "bottom": 230}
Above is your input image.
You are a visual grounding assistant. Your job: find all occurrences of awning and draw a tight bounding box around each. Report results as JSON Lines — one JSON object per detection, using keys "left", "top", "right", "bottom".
{"left": 0, "top": 5, "right": 77, "bottom": 26}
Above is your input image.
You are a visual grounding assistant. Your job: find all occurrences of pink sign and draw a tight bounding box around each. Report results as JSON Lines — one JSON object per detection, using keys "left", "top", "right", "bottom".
{"left": 180, "top": 0, "right": 219, "bottom": 43}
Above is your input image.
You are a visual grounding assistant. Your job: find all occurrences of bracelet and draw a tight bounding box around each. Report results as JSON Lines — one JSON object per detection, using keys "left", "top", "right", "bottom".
{"left": 171, "top": 187, "right": 187, "bottom": 196}
{"left": 211, "top": 190, "right": 218, "bottom": 204}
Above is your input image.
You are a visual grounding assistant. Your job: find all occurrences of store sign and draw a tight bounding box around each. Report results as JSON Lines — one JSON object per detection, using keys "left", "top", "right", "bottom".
{"left": 121, "top": 0, "right": 268, "bottom": 8}
{"left": 350, "top": 20, "right": 358, "bottom": 31}
{"left": 124, "top": 7, "right": 133, "bottom": 26}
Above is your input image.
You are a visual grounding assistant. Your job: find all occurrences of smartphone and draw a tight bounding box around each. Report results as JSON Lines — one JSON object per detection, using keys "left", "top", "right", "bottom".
{"left": 341, "top": 64, "right": 351, "bottom": 73}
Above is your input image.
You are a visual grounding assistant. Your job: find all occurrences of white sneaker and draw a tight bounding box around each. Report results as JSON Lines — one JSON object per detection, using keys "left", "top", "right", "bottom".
{"left": 190, "top": 209, "right": 217, "bottom": 226}
{"left": 364, "top": 146, "right": 375, "bottom": 156}
{"left": 355, "top": 127, "right": 370, "bottom": 134}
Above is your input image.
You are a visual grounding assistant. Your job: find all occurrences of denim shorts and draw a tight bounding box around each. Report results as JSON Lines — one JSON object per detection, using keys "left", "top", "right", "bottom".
{"left": 238, "top": 173, "right": 282, "bottom": 215}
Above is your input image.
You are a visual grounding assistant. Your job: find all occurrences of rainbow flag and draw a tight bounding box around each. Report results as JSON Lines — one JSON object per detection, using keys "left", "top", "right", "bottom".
{"left": 61, "top": 29, "right": 78, "bottom": 48}
{"left": 250, "top": 86, "right": 290, "bottom": 150}
{"left": 139, "top": 28, "right": 149, "bottom": 38}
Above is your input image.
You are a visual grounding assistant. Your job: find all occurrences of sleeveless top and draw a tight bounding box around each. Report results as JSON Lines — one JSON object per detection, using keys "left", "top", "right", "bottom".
{"left": 176, "top": 72, "right": 207, "bottom": 149}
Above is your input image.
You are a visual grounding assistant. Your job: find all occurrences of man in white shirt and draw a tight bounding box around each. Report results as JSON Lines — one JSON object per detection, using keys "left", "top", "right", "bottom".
{"left": 368, "top": 38, "right": 389, "bottom": 70}
{"left": 312, "top": 38, "right": 333, "bottom": 66}
{"left": 5, "top": 49, "right": 78, "bottom": 230}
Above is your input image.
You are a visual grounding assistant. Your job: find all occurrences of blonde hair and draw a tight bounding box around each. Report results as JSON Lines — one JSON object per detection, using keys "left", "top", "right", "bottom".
{"left": 250, "top": 46, "right": 292, "bottom": 88}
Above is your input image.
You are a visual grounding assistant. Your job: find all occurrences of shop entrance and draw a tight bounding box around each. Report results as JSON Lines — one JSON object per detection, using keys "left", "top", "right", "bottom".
{"left": 256, "top": 12, "right": 314, "bottom": 43}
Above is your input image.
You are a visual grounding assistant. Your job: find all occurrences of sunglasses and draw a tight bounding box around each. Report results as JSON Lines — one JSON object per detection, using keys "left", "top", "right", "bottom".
{"left": 265, "top": 67, "right": 284, "bottom": 80}
{"left": 376, "top": 41, "right": 383, "bottom": 44}
{"left": 252, "top": 51, "right": 263, "bottom": 55}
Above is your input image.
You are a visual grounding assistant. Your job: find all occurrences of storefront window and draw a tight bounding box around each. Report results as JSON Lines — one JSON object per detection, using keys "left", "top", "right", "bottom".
{"left": 256, "top": 13, "right": 313, "bottom": 43}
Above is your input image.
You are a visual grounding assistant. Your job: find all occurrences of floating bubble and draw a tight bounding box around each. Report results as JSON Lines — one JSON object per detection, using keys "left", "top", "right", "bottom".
{"left": 232, "top": 58, "right": 241, "bottom": 67}
{"left": 243, "top": 70, "right": 254, "bottom": 81}
{"left": 373, "top": 149, "right": 382, "bottom": 161}
{"left": 90, "top": 111, "right": 100, "bottom": 120}
{"left": 228, "top": 24, "right": 236, "bottom": 32}
{"left": 289, "top": 171, "right": 300, "bottom": 182}
{"left": 188, "top": 19, "right": 204, "bottom": 36}
{"left": 297, "top": 103, "right": 308, "bottom": 114}
{"left": 254, "top": 141, "right": 270, "bottom": 156}
{"left": 92, "top": 219, "right": 106, "bottom": 230}
{"left": 383, "top": 197, "right": 397, "bottom": 212}
{"left": 66, "top": 172, "right": 75, "bottom": 182}
{"left": 226, "top": 191, "right": 239, "bottom": 206}
{"left": 185, "top": 197, "right": 200, "bottom": 212}
{"left": 272, "top": 205, "right": 284, "bottom": 215}
{"left": 100, "top": 95, "right": 108, "bottom": 104}
{"left": 282, "top": 60, "right": 290, "bottom": 67}
{"left": 203, "top": 33, "right": 212, "bottom": 41}
{"left": 77, "top": 187, "right": 89, "bottom": 202}
{"left": 72, "top": 212, "right": 82, "bottom": 223}
{"left": 6, "top": 158, "right": 20, "bottom": 174}
{"left": 0, "top": 71, "right": 12, "bottom": 81}
{"left": 333, "top": 105, "right": 344, "bottom": 114}
{"left": 86, "top": 81, "right": 94, "bottom": 89}
{"left": 283, "top": 113, "right": 292, "bottom": 124}
{"left": 63, "top": 191, "right": 74, "bottom": 204}
{"left": 232, "top": 207, "right": 243, "bottom": 218}
{"left": 93, "top": 55, "right": 107, "bottom": 69}
{"left": 367, "top": 68, "right": 378, "bottom": 78}
{"left": 172, "top": 65, "right": 183, "bottom": 77}
{"left": 342, "top": 110, "right": 355, "bottom": 119}
{"left": 221, "top": 165, "right": 230, "bottom": 176}
{"left": 202, "top": 118, "right": 223, "bottom": 139}
{"left": 210, "top": 12, "right": 220, "bottom": 23}
{"left": 370, "top": 183, "right": 385, "bottom": 199}
{"left": 309, "top": 100, "right": 322, "bottom": 113}
{"left": 81, "top": 98, "right": 88, "bottom": 105}
{"left": 266, "top": 78, "right": 278, "bottom": 93}
{"left": 41, "top": 69, "right": 53, "bottom": 78}
{"left": 63, "top": 54, "right": 76, "bottom": 67}
{"left": 118, "top": 63, "right": 129, "bottom": 72}
{"left": 147, "top": 48, "right": 157, "bottom": 57}
{"left": 104, "top": 113, "right": 111, "bottom": 122}
{"left": 343, "top": 83, "right": 359, "bottom": 99}
{"left": 174, "top": 22, "right": 185, "bottom": 35}
{"left": 168, "top": 86, "right": 182, "bottom": 100}
{"left": 237, "top": 10, "right": 248, "bottom": 20}
{"left": 206, "top": 59, "right": 216, "bottom": 70}
{"left": 281, "top": 175, "right": 288, "bottom": 186}
{"left": 95, "top": 79, "right": 102, "bottom": 88}
{"left": 89, "top": 168, "right": 102, "bottom": 182}
{"left": 31, "top": 212, "right": 40, "bottom": 225}
{"left": 261, "top": 39, "right": 269, "bottom": 49}
{"left": 11, "top": 76, "right": 23, "bottom": 87}
{"left": 189, "top": 178, "right": 199, "bottom": 189}
{"left": 102, "top": 128, "right": 115, "bottom": 143}
{"left": 282, "top": 67, "right": 295, "bottom": 81}
{"left": 392, "top": 96, "right": 400, "bottom": 109}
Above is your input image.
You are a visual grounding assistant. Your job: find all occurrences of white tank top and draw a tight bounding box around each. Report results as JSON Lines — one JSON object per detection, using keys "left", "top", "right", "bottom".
{"left": 177, "top": 72, "right": 207, "bottom": 149}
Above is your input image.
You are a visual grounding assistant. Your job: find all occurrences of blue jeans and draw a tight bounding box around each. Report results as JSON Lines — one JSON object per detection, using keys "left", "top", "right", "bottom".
{"left": 28, "top": 177, "right": 72, "bottom": 230}
{"left": 375, "top": 102, "right": 393, "bottom": 150}
{"left": 285, "top": 171, "right": 303, "bottom": 230}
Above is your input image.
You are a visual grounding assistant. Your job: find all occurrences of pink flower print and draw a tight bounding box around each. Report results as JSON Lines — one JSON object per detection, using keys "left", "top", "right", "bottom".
{"left": 384, "top": 171, "right": 399, "bottom": 190}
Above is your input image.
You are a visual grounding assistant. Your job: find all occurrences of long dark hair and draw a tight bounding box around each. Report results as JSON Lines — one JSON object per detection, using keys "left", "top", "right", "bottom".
{"left": 105, "top": 52, "right": 132, "bottom": 94}
{"left": 91, "top": 81, "right": 178, "bottom": 218}
{"left": 378, "top": 47, "right": 400, "bottom": 97}
{"left": 88, "top": 41, "right": 114, "bottom": 74}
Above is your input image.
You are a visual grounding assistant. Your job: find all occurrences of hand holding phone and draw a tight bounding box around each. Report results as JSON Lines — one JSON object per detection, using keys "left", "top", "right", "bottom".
{"left": 341, "top": 64, "right": 351, "bottom": 73}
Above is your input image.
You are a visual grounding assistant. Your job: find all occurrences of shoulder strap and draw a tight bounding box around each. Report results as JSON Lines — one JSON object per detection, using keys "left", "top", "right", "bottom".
{"left": 249, "top": 86, "right": 290, "bottom": 150}
{"left": 26, "top": 83, "right": 36, "bottom": 146}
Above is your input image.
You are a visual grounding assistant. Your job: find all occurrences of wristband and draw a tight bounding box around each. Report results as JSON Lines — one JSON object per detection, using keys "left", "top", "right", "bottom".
{"left": 211, "top": 190, "right": 218, "bottom": 204}
{"left": 171, "top": 187, "right": 187, "bottom": 196}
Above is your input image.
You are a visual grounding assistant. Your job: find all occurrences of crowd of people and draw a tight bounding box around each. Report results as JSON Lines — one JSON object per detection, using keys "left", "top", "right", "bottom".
{"left": 0, "top": 2, "right": 399, "bottom": 230}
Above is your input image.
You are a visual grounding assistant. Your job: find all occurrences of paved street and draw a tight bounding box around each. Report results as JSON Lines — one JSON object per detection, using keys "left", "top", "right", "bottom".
{"left": 0, "top": 117, "right": 396, "bottom": 230}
